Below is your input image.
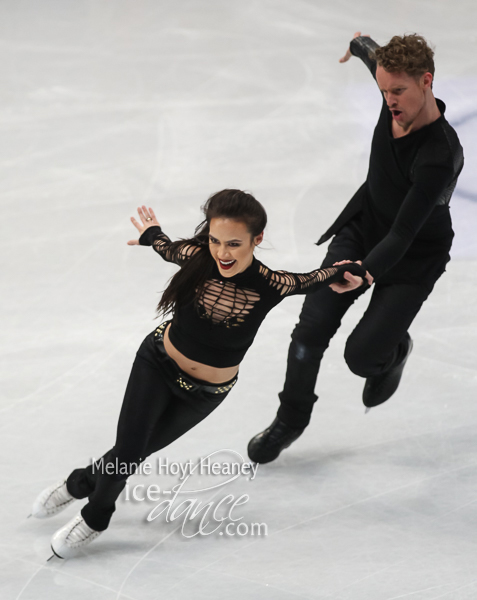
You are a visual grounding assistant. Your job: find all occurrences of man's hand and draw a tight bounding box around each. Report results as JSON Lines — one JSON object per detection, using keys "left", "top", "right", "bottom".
{"left": 127, "top": 205, "right": 161, "bottom": 245}
{"left": 329, "top": 260, "right": 374, "bottom": 293}
{"left": 339, "top": 31, "right": 370, "bottom": 63}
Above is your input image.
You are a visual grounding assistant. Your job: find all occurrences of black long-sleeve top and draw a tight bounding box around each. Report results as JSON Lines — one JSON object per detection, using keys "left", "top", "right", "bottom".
{"left": 140, "top": 226, "right": 366, "bottom": 368}
{"left": 317, "top": 36, "right": 464, "bottom": 286}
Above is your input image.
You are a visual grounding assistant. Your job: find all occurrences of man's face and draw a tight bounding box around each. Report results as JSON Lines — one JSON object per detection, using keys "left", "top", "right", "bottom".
{"left": 376, "top": 66, "right": 431, "bottom": 130}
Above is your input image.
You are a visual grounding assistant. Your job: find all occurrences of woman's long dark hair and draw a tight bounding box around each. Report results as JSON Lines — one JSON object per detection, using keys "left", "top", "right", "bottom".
{"left": 157, "top": 189, "right": 267, "bottom": 317}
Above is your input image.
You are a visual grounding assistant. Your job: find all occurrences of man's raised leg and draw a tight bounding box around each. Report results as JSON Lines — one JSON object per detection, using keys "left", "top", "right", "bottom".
{"left": 344, "top": 281, "right": 432, "bottom": 409}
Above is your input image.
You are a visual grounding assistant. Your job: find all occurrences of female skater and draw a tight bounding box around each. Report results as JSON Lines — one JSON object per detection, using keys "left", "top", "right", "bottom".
{"left": 31, "top": 189, "right": 367, "bottom": 558}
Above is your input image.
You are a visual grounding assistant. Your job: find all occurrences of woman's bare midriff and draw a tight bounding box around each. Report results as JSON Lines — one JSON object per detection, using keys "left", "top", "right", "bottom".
{"left": 163, "top": 323, "right": 239, "bottom": 384}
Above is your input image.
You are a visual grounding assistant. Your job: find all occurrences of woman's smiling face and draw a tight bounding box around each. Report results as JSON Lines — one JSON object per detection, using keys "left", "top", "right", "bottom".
{"left": 208, "top": 218, "right": 263, "bottom": 277}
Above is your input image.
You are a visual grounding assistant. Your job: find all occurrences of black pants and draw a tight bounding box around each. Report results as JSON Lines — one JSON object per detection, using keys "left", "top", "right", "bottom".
{"left": 66, "top": 330, "right": 235, "bottom": 531}
{"left": 277, "top": 219, "right": 434, "bottom": 429}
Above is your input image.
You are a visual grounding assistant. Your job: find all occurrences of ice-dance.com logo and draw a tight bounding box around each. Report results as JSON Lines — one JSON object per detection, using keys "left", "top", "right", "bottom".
{"left": 91, "top": 449, "right": 267, "bottom": 538}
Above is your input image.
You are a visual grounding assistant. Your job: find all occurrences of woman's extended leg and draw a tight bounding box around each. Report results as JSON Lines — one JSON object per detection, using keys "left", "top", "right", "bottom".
{"left": 66, "top": 348, "right": 175, "bottom": 531}
{"left": 66, "top": 333, "right": 228, "bottom": 532}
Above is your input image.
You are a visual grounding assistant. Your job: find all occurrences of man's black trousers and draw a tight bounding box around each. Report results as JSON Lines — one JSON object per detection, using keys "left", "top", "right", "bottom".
{"left": 277, "top": 218, "right": 435, "bottom": 429}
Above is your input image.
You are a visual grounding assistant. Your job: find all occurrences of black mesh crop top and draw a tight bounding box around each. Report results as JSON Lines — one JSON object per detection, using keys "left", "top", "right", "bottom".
{"left": 140, "top": 226, "right": 366, "bottom": 368}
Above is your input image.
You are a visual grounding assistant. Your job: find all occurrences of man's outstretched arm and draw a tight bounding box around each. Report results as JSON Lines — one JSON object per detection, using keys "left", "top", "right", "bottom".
{"left": 339, "top": 31, "right": 380, "bottom": 79}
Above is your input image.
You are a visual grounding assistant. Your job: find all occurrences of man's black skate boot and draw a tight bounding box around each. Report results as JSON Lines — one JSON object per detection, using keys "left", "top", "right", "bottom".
{"left": 247, "top": 417, "right": 305, "bottom": 464}
{"left": 363, "top": 333, "right": 413, "bottom": 409}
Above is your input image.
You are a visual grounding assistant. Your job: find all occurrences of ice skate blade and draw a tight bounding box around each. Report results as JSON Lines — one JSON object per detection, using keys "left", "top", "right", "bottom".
{"left": 365, "top": 407, "right": 372, "bottom": 414}
{"left": 49, "top": 546, "right": 64, "bottom": 560}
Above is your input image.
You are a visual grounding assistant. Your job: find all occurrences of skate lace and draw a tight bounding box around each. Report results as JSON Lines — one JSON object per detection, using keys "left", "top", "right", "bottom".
{"left": 66, "top": 517, "right": 101, "bottom": 547}
{"left": 47, "top": 481, "right": 74, "bottom": 508}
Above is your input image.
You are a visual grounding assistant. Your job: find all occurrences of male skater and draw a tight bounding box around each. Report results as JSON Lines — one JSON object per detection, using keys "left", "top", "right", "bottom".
{"left": 248, "top": 32, "right": 464, "bottom": 463}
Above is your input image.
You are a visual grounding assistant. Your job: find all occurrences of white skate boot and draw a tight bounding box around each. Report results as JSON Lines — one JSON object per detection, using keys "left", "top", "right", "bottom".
{"left": 31, "top": 480, "right": 76, "bottom": 518}
{"left": 51, "top": 513, "right": 102, "bottom": 559}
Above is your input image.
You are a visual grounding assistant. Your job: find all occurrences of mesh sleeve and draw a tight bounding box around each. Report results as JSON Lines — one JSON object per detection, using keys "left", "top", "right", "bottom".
{"left": 139, "top": 225, "right": 201, "bottom": 266}
{"left": 263, "top": 263, "right": 367, "bottom": 297}
{"left": 349, "top": 36, "right": 380, "bottom": 79}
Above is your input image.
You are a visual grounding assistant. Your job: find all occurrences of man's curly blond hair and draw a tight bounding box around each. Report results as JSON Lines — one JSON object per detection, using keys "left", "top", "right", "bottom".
{"left": 375, "top": 34, "right": 435, "bottom": 80}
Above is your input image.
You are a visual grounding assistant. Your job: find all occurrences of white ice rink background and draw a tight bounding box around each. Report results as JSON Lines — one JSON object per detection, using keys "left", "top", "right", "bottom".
{"left": 2, "top": 1, "right": 477, "bottom": 599}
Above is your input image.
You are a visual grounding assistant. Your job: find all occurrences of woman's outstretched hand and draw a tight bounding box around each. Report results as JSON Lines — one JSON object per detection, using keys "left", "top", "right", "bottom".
{"left": 329, "top": 260, "right": 374, "bottom": 293}
{"left": 127, "top": 205, "right": 160, "bottom": 245}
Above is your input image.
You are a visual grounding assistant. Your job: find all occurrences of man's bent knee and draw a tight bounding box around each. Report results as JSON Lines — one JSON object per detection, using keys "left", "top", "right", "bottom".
{"left": 344, "top": 341, "right": 379, "bottom": 378}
